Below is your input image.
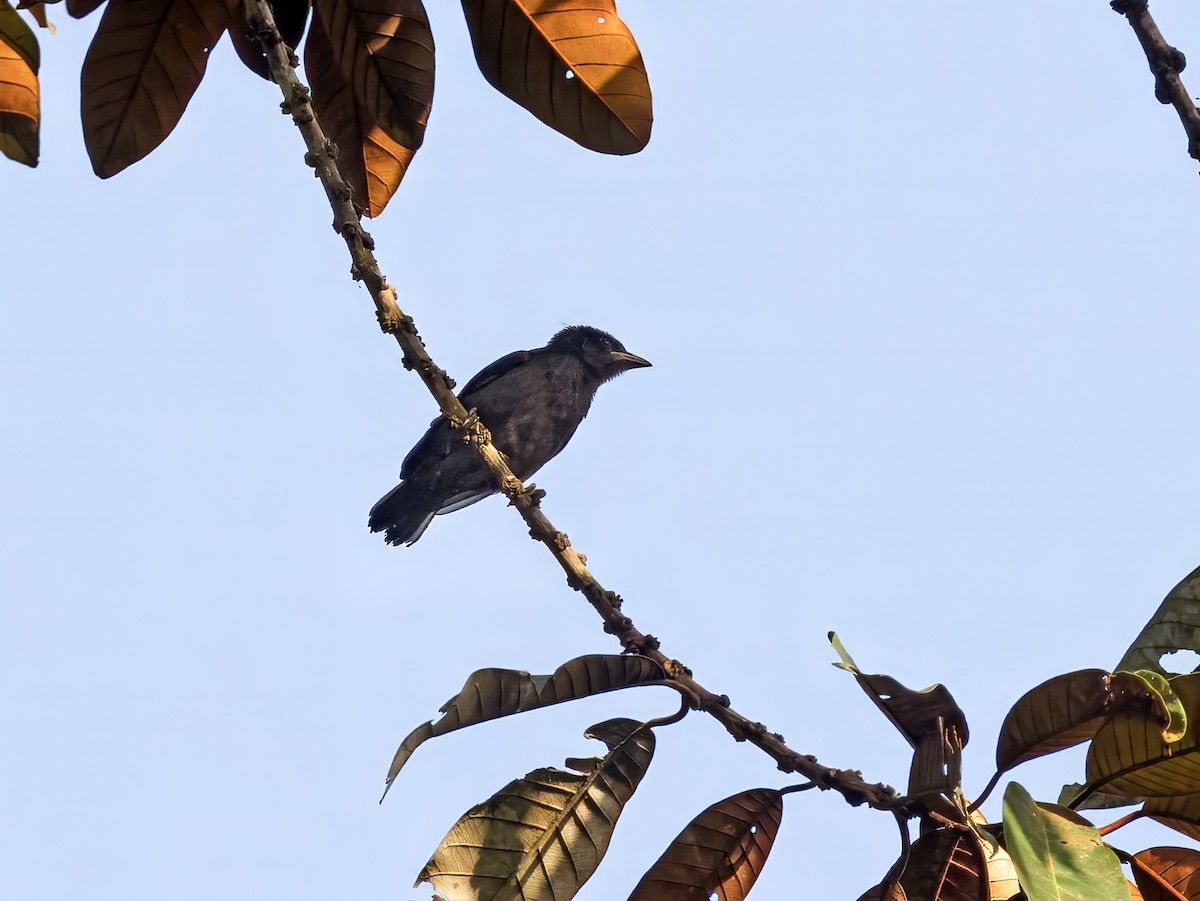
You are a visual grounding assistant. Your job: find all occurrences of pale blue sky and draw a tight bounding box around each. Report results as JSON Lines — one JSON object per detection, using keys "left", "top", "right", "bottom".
{"left": 4, "top": 3, "right": 1200, "bottom": 899}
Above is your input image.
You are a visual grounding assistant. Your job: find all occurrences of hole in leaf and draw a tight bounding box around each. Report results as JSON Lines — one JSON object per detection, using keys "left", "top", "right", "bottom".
{"left": 1160, "top": 649, "right": 1200, "bottom": 674}
{"left": 749, "top": 825, "right": 757, "bottom": 834}
{"left": 597, "top": 15, "right": 605, "bottom": 23}
{"left": 709, "top": 894, "right": 718, "bottom": 901}
{"left": 565, "top": 70, "right": 575, "bottom": 80}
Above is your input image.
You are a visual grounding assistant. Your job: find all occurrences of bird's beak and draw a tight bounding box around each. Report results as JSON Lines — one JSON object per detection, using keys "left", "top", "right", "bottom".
{"left": 609, "top": 350, "right": 652, "bottom": 370}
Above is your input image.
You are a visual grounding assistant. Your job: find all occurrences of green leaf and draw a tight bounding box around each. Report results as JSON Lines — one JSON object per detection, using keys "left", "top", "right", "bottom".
{"left": 1002, "top": 782, "right": 1131, "bottom": 901}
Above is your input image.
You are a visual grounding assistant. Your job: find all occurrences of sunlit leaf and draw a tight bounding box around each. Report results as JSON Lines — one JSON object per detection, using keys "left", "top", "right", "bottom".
{"left": 1130, "top": 847, "right": 1200, "bottom": 901}
{"left": 461, "top": 0, "right": 651, "bottom": 154}
{"left": 1085, "top": 673, "right": 1200, "bottom": 799}
{"left": 417, "top": 717, "right": 655, "bottom": 901}
{"left": 627, "top": 788, "right": 783, "bottom": 901}
{"left": 81, "top": 0, "right": 229, "bottom": 177}
{"left": 0, "top": 0, "right": 38, "bottom": 166}
{"left": 1145, "top": 793, "right": 1200, "bottom": 843}
{"left": 382, "top": 654, "right": 664, "bottom": 796}
{"left": 995, "top": 670, "right": 1154, "bottom": 773}
{"left": 1003, "top": 782, "right": 1132, "bottom": 901}
{"left": 225, "top": 0, "right": 309, "bottom": 80}
{"left": 312, "top": 0, "right": 432, "bottom": 149}
{"left": 1118, "top": 563, "right": 1200, "bottom": 677}
{"left": 305, "top": 3, "right": 415, "bottom": 217}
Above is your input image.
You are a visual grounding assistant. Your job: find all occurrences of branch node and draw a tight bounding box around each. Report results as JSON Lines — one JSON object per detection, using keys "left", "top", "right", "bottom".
{"left": 376, "top": 311, "right": 410, "bottom": 335}
{"left": 661, "top": 657, "right": 690, "bottom": 678}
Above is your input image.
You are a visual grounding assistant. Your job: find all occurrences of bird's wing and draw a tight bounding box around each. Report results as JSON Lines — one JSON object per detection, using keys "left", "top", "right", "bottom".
{"left": 457, "top": 349, "right": 534, "bottom": 399}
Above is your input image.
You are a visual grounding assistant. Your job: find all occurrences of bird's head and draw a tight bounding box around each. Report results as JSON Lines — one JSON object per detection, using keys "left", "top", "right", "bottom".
{"left": 549, "top": 326, "right": 651, "bottom": 382}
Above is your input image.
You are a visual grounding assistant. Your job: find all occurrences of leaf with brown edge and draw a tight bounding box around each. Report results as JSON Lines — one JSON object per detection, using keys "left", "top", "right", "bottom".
{"left": 381, "top": 654, "right": 665, "bottom": 797}
{"left": 1145, "top": 793, "right": 1200, "bottom": 843}
{"left": 1130, "top": 847, "right": 1200, "bottom": 901}
{"left": 1085, "top": 673, "right": 1200, "bottom": 799}
{"left": 1118, "top": 563, "right": 1200, "bottom": 677}
{"left": 226, "top": 0, "right": 309, "bottom": 80}
{"left": 417, "top": 717, "right": 655, "bottom": 901}
{"left": 66, "top": 0, "right": 104, "bottom": 18}
{"left": 626, "top": 788, "right": 784, "bottom": 901}
{"left": 0, "top": 0, "right": 38, "bottom": 166}
{"left": 461, "top": 0, "right": 652, "bottom": 154}
{"left": 81, "top": 0, "right": 229, "bottom": 177}
{"left": 995, "top": 670, "right": 1165, "bottom": 774}
{"left": 313, "top": 0, "right": 432, "bottom": 150}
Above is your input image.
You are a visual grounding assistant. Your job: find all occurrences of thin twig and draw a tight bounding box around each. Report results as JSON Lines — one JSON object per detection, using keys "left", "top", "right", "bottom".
{"left": 1111, "top": 0, "right": 1200, "bottom": 163}
{"left": 244, "top": 0, "right": 909, "bottom": 815}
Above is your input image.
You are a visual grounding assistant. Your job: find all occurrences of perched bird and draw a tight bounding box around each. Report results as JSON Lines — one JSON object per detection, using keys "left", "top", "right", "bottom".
{"left": 369, "top": 326, "right": 651, "bottom": 546}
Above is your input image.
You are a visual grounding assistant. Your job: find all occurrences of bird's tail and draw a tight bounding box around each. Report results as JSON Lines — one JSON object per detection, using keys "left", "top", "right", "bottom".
{"left": 368, "top": 483, "right": 436, "bottom": 546}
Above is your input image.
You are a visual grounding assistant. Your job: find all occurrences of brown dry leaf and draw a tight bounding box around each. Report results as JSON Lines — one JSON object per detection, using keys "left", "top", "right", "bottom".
{"left": 1118, "top": 563, "right": 1200, "bottom": 677}
{"left": 66, "top": 0, "right": 104, "bottom": 17}
{"left": 626, "top": 788, "right": 783, "bottom": 901}
{"left": 995, "top": 670, "right": 1159, "bottom": 773}
{"left": 0, "top": 0, "right": 38, "bottom": 166}
{"left": 225, "top": 0, "right": 309, "bottom": 80}
{"left": 461, "top": 0, "right": 651, "bottom": 154}
{"left": 381, "top": 654, "right": 664, "bottom": 796}
{"left": 81, "top": 0, "right": 229, "bottom": 177}
{"left": 1085, "top": 673, "right": 1200, "bottom": 799}
{"left": 1130, "top": 847, "right": 1200, "bottom": 901}
{"left": 1145, "top": 793, "right": 1200, "bottom": 842}
{"left": 305, "top": 5, "right": 415, "bottom": 217}
{"left": 313, "top": 0, "right": 432, "bottom": 149}
{"left": 417, "top": 717, "right": 655, "bottom": 901}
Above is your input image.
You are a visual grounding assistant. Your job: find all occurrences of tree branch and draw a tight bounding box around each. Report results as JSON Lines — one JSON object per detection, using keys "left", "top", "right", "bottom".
{"left": 1111, "top": 0, "right": 1200, "bottom": 163}
{"left": 244, "top": 0, "right": 908, "bottom": 815}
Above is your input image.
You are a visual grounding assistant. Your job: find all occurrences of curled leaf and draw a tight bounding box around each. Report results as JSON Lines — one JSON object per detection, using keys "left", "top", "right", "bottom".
{"left": 461, "top": 0, "right": 651, "bottom": 154}
{"left": 627, "top": 788, "right": 784, "bottom": 901}
{"left": 382, "top": 654, "right": 664, "bottom": 796}
{"left": 417, "top": 717, "right": 655, "bottom": 901}
{"left": 1085, "top": 673, "right": 1200, "bottom": 799}
{"left": 831, "top": 632, "right": 967, "bottom": 797}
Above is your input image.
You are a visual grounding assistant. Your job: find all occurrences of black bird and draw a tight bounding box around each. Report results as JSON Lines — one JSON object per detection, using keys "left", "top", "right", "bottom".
{"left": 369, "top": 326, "right": 651, "bottom": 546}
